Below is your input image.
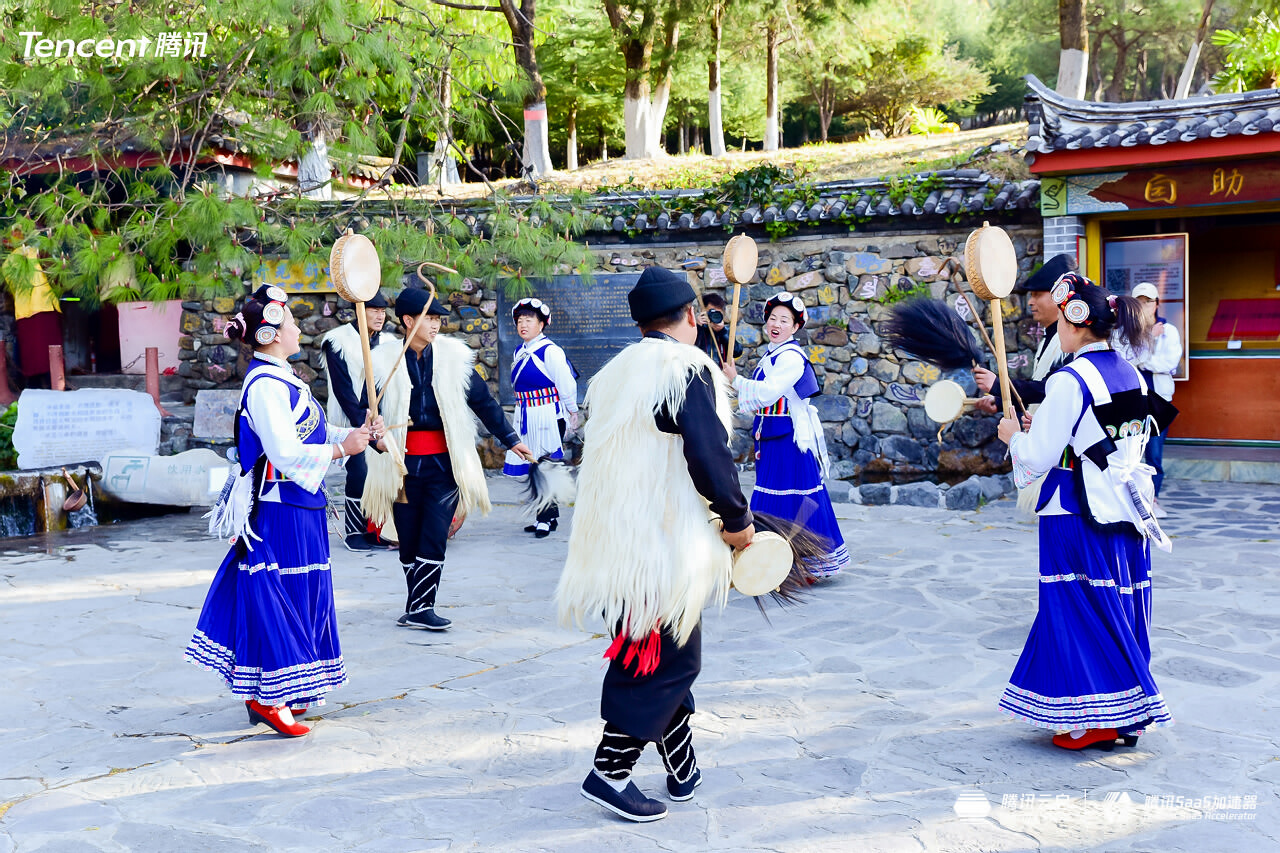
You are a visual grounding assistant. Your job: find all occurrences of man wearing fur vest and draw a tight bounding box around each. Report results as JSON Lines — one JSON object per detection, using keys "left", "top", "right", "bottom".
{"left": 557, "top": 266, "right": 755, "bottom": 822}
{"left": 320, "top": 290, "right": 400, "bottom": 551}
{"left": 366, "top": 286, "right": 532, "bottom": 632}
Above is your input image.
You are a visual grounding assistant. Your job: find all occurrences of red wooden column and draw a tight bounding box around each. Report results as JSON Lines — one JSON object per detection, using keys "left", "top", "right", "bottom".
{"left": 145, "top": 346, "right": 171, "bottom": 416}
{"left": 48, "top": 345, "right": 66, "bottom": 391}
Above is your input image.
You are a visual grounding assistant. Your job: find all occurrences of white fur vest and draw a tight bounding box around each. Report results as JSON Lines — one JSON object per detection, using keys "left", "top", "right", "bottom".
{"left": 362, "top": 334, "right": 490, "bottom": 535}
{"left": 556, "top": 337, "right": 735, "bottom": 648}
{"left": 320, "top": 322, "right": 403, "bottom": 429}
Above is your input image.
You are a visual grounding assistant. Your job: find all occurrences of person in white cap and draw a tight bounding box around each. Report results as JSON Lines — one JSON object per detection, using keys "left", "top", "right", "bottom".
{"left": 1114, "top": 282, "right": 1181, "bottom": 516}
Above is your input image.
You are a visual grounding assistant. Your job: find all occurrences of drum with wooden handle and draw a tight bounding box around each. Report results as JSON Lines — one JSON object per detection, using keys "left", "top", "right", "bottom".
{"left": 923, "top": 379, "right": 973, "bottom": 424}
{"left": 329, "top": 231, "right": 382, "bottom": 304}
{"left": 964, "top": 223, "right": 1018, "bottom": 420}
{"left": 722, "top": 235, "right": 758, "bottom": 363}
{"left": 330, "top": 230, "right": 383, "bottom": 448}
{"left": 731, "top": 531, "right": 795, "bottom": 597}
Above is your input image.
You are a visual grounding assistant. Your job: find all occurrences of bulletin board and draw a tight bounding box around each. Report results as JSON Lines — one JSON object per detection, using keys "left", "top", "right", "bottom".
{"left": 1102, "top": 234, "right": 1189, "bottom": 381}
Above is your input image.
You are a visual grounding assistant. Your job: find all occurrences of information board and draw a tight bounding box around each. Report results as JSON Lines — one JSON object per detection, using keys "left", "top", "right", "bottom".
{"left": 13, "top": 389, "right": 161, "bottom": 469}
{"left": 496, "top": 274, "right": 648, "bottom": 405}
{"left": 1102, "top": 234, "right": 1190, "bottom": 381}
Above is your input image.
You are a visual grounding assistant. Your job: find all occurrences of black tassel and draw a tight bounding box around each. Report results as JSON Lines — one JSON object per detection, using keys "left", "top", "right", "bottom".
{"left": 521, "top": 456, "right": 576, "bottom": 517}
{"left": 881, "top": 298, "right": 982, "bottom": 370}
{"left": 746, "top": 511, "right": 834, "bottom": 614}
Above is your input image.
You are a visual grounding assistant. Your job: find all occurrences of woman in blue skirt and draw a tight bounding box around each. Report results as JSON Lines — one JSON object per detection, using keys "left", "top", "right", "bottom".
{"left": 186, "top": 285, "right": 375, "bottom": 737}
{"left": 725, "top": 291, "right": 849, "bottom": 579}
{"left": 997, "top": 273, "right": 1176, "bottom": 751}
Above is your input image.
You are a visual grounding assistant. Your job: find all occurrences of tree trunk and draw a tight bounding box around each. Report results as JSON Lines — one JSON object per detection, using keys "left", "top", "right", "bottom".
{"left": 297, "top": 128, "right": 332, "bottom": 200}
{"left": 707, "top": 2, "right": 726, "bottom": 156}
{"left": 1104, "top": 37, "right": 1129, "bottom": 102}
{"left": 501, "top": 0, "right": 553, "bottom": 177}
{"left": 764, "top": 20, "right": 779, "bottom": 151}
{"left": 1133, "top": 48, "right": 1148, "bottom": 100}
{"left": 1056, "top": 0, "right": 1089, "bottom": 99}
{"left": 1175, "top": 0, "right": 1217, "bottom": 98}
{"left": 600, "top": 125, "right": 608, "bottom": 162}
{"left": 678, "top": 115, "right": 688, "bottom": 153}
{"left": 646, "top": 6, "right": 679, "bottom": 157}
{"left": 567, "top": 103, "right": 578, "bottom": 170}
{"left": 429, "top": 64, "right": 461, "bottom": 188}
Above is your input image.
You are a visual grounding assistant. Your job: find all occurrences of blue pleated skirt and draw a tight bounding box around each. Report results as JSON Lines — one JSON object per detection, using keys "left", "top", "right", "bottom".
{"left": 999, "top": 514, "right": 1172, "bottom": 731}
{"left": 185, "top": 502, "right": 347, "bottom": 708}
{"left": 750, "top": 431, "right": 849, "bottom": 579}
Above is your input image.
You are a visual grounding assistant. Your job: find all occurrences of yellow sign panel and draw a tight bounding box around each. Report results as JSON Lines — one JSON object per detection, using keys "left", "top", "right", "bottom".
{"left": 253, "top": 258, "right": 335, "bottom": 294}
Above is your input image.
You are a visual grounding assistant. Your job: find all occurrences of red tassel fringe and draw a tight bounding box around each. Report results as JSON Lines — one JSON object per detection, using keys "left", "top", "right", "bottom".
{"left": 602, "top": 628, "right": 662, "bottom": 676}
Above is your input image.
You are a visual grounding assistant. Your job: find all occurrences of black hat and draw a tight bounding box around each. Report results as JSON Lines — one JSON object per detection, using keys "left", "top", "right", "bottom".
{"left": 1018, "top": 254, "right": 1074, "bottom": 292}
{"left": 364, "top": 290, "right": 389, "bottom": 309}
{"left": 628, "top": 266, "right": 694, "bottom": 325}
{"left": 395, "top": 287, "right": 450, "bottom": 317}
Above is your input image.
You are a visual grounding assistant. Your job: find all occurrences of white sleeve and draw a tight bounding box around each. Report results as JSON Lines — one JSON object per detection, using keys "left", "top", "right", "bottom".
{"left": 1008, "top": 371, "right": 1082, "bottom": 489}
{"left": 733, "top": 349, "right": 805, "bottom": 414}
{"left": 245, "top": 379, "right": 334, "bottom": 493}
{"left": 1143, "top": 323, "right": 1182, "bottom": 374}
{"left": 544, "top": 343, "right": 578, "bottom": 413}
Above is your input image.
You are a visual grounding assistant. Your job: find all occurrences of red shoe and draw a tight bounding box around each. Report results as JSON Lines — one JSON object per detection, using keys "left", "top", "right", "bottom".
{"left": 1052, "top": 728, "right": 1119, "bottom": 751}
{"left": 246, "top": 700, "right": 310, "bottom": 737}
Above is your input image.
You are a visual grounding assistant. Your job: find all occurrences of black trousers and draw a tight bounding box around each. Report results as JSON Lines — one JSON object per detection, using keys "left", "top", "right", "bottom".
{"left": 343, "top": 450, "right": 369, "bottom": 538}
{"left": 392, "top": 452, "right": 459, "bottom": 615}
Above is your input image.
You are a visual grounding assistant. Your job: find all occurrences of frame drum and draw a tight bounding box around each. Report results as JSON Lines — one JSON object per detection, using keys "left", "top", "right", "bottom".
{"left": 330, "top": 232, "right": 382, "bottom": 303}
{"left": 722, "top": 234, "right": 759, "bottom": 285}
{"left": 731, "top": 531, "right": 794, "bottom": 597}
{"left": 923, "top": 379, "right": 968, "bottom": 424}
{"left": 964, "top": 224, "right": 1017, "bottom": 301}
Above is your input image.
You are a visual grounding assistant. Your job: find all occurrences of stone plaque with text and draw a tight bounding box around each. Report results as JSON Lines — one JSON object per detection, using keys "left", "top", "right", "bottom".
{"left": 496, "top": 273, "right": 652, "bottom": 405}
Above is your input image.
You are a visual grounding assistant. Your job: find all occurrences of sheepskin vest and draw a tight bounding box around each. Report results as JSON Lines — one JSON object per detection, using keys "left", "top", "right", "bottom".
{"left": 362, "top": 334, "right": 489, "bottom": 533}
{"left": 556, "top": 337, "right": 735, "bottom": 649}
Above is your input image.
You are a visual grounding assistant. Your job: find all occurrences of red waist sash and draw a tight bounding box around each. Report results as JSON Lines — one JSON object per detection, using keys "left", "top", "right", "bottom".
{"left": 405, "top": 430, "right": 448, "bottom": 455}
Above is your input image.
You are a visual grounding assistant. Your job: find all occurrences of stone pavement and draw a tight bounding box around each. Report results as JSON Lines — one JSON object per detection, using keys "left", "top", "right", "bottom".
{"left": 1, "top": 476, "right": 1277, "bottom": 852}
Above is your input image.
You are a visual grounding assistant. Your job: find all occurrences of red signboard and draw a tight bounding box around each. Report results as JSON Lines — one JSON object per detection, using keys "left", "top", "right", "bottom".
{"left": 1088, "top": 161, "right": 1280, "bottom": 211}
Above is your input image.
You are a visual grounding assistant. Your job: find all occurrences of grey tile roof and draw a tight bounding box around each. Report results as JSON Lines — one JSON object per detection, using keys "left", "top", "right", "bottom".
{"left": 1024, "top": 74, "right": 1280, "bottom": 154}
{"left": 461, "top": 168, "right": 1039, "bottom": 238}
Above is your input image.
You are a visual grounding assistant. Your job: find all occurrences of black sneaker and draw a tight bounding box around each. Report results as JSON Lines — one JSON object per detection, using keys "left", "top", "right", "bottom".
{"left": 364, "top": 534, "right": 399, "bottom": 550}
{"left": 534, "top": 522, "right": 552, "bottom": 539}
{"left": 579, "top": 771, "right": 667, "bottom": 822}
{"left": 666, "top": 768, "right": 702, "bottom": 801}
{"left": 396, "top": 609, "right": 452, "bottom": 631}
{"left": 344, "top": 534, "right": 374, "bottom": 552}
{"left": 524, "top": 519, "right": 558, "bottom": 534}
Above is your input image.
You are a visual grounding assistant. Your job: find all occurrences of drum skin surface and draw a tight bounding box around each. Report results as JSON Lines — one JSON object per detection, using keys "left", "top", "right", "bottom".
{"left": 330, "top": 233, "right": 382, "bottom": 303}
{"left": 731, "top": 531, "right": 793, "bottom": 597}
{"left": 723, "top": 235, "right": 759, "bottom": 285}
{"left": 924, "top": 379, "right": 967, "bottom": 424}
{"left": 964, "top": 225, "right": 1016, "bottom": 300}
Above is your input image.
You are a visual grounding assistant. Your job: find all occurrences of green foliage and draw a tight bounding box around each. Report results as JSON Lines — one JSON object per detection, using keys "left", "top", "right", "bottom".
{"left": 1, "top": 0, "right": 593, "bottom": 307}
{"left": 0, "top": 404, "right": 16, "bottom": 470}
{"left": 909, "top": 107, "right": 959, "bottom": 136}
{"left": 871, "top": 279, "right": 931, "bottom": 305}
{"left": 1212, "top": 13, "right": 1280, "bottom": 93}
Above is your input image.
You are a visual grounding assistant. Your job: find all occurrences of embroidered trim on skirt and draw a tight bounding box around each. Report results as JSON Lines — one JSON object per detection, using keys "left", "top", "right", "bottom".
{"left": 185, "top": 502, "right": 347, "bottom": 708}
{"left": 999, "top": 514, "right": 1172, "bottom": 731}
{"left": 749, "top": 428, "right": 848, "bottom": 580}
{"left": 504, "top": 399, "right": 565, "bottom": 476}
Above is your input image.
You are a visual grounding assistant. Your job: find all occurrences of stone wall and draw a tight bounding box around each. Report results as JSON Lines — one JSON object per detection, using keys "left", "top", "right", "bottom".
{"left": 590, "top": 225, "right": 1041, "bottom": 505}
{"left": 175, "top": 223, "right": 1042, "bottom": 504}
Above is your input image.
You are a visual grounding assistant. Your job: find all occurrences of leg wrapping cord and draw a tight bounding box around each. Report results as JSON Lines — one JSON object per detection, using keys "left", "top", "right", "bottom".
{"left": 656, "top": 706, "right": 697, "bottom": 783}
{"left": 344, "top": 497, "right": 365, "bottom": 538}
{"left": 593, "top": 723, "right": 646, "bottom": 781}
{"left": 402, "top": 558, "right": 443, "bottom": 614}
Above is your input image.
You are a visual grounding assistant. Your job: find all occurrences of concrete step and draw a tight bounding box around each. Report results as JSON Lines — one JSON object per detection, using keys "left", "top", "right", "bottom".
{"left": 1165, "top": 444, "right": 1280, "bottom": 485}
